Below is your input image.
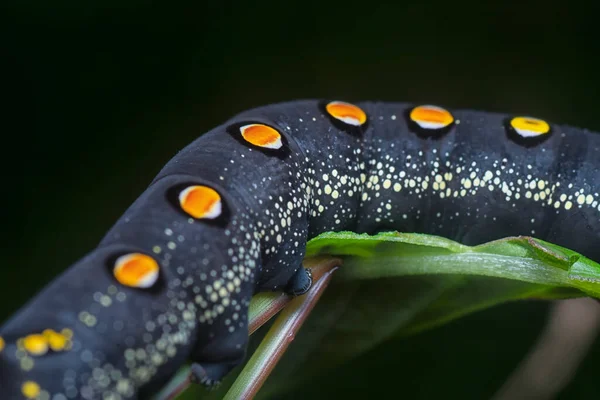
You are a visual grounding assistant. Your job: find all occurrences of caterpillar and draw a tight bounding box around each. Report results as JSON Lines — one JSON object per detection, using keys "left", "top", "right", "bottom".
{"left": 1, "top": 100, "right": 598, "bottom": 400}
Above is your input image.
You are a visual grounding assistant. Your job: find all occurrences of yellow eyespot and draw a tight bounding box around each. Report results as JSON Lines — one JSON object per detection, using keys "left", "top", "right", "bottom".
{"left": 410, "top": 105, "right": 454, "bottom": 130}
{"left": 22, "top": 334, "right": 48, "bottom": 356}
{"left": 510, "top": 116, "right": 550, "bottom": 137}
{"left": 240, "top": 124, "right": 283, "bottom": 149}
{"left": 22, "top": 381, "right": 41, "bottom": 399}
{"left": 325, "top": 101, "right": 367, "bottom": 126}
{"left": 42, "top": 329, "right": 71, "bottom": 351}
{"left": 0, "top": 336, "right": 5, "bottom": 352}
{"left": 179, "top": 185, "right": 222, "bottom": 219}
{"left": 113, "top": 253, "right": 159, "bottom": 289}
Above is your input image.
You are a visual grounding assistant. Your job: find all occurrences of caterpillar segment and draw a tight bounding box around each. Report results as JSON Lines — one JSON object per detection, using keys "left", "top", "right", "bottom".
{"left": 1, "top": 100, "right": 598, "bottom": 399}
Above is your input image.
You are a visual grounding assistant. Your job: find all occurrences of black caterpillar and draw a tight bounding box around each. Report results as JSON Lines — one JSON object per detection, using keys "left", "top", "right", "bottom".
{"left": 1, "top": 100, "right": 598, "bottom": 399}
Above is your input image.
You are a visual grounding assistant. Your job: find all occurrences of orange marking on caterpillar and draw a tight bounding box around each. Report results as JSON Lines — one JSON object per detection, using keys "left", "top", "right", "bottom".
{"left": 179, "top": 185, "right": 222, "bottom": 219}
{"left": 325, "top": 101, "right": 367, "bottom": 126}
{"left": 410, "top": 105, "right": 454, "bottom": 129}
{"left": 510, "top": 116, "right": 550, "bottom": 137}
{"left": 113, "top": 253, "right": 159, "bottom": 288}
{"left": 240, "top": 124, "right": 283, "bottom": 149}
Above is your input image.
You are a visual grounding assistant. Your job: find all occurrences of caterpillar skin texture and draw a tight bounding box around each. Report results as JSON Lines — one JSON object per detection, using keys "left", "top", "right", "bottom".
{"left": 1, "top": 100, "right": 599, "bottom": 399}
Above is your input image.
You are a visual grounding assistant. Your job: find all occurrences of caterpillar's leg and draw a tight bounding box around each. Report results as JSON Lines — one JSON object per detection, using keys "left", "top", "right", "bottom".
{"left": 284, "top": 266, "right": 313, "bottom": 296}
{"left": 189, "top": 267, "right": 313, "bottom": 386}
{"left": 190, "top": 362, "right": 236, "bottom": 387}
{"left": 172, "top": 259, "right": 338, "bottom": 398}
{"left": 189, "top": 324, "right": 249, "bottom": 387}
{"left": 225, "top": 260, "right": 339, "bottom": 398}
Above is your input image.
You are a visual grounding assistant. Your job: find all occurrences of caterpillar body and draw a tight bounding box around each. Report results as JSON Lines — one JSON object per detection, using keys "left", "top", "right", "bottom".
{"left": 0, "top": 100, "right": 599, "bottom": 399}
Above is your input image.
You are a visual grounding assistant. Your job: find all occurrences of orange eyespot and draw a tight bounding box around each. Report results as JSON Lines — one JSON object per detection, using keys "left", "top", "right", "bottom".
{"left": 113, "top": 253, "right": 159, "bottom": 289}
{"left": 325, "top": 101, "right": 367, "bottom": 126}
{"left": 179, "top": 185, "right": 222, "bottom": 219}
{"left": 240, "top": 124, "right": 283, "bottom": 149}
{"left": 0, "top": 336, "right": 5, "bottom": 352}
{"left": 410, "top": 105, "right": 454, "bottom": 129}
{"left": 510, "top": 116, "right": 550, "bottom": 137}
{"left": 22, "top": 381, "right": 41, "bottom": 399}
{"left": 22, "top": 334, "right": 48, "bottom": 356}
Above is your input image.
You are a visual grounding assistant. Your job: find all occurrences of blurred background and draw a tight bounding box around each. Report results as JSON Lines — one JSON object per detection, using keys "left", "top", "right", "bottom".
{"left": 3, "top": 1, "right": 599, "bottom": 398}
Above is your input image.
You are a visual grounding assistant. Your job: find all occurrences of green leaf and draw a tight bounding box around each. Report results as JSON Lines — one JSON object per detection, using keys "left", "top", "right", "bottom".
{"left": 307, "top": 232, "right": 600, "bottom": 297}
{"left": 173, "top": 232, "right": 599, "bottom": 399}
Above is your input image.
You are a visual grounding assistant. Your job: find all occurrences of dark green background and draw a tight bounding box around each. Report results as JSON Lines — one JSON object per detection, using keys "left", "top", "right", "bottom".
{"left": 4, "top": 1, "right": 599, "bottom": 398}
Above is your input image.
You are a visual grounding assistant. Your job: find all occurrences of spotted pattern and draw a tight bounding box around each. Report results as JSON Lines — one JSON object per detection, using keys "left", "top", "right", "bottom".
{"left": 21, "top": 381, "right": 41, "bottom": 399}
{"left": 9, "top": 329, "right": 74, "bottom": 379}
{"left": 0, "top": 100, "right": 598, "bottom": 399}
{"left": 21, "top": 334, "right": 49, "bottom": 356}
{"left": 113, "top": 253, "right": 160, "bottom": 289}
{"left": 43, "top": 329, "right": 73, "bottom": 352}
{"left": 178, "top": 185, "right": 222, "bottom": 219}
